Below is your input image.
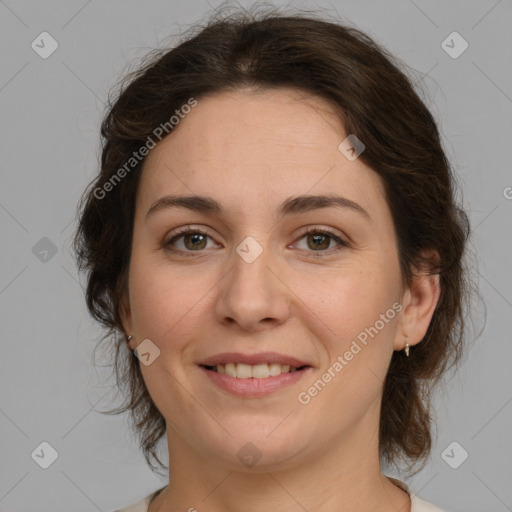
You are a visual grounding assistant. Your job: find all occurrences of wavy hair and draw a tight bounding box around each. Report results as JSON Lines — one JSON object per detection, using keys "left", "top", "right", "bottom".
{"left": 73, "top": 4, "right": 476, "bottom": 477}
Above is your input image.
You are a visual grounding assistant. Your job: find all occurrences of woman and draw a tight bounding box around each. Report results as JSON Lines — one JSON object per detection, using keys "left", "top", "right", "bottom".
{"left": 73, "top": 6, "right": 472, "bottom": 512}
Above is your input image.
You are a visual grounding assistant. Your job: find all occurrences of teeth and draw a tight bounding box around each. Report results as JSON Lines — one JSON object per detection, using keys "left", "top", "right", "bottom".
{"left": 236, "top": 363, "right": 252, "bottom": 379}
{"left": 252, "top": 363, "right": 269, "bottom": 378}
{"left": 213, "top": 363, "right": 297, "bottom": 378}
{"left": 268, "top": 363, "right": 282, "bottom": 377}
{"left": 225, "top": 363, "right": 236, "bottom": 377}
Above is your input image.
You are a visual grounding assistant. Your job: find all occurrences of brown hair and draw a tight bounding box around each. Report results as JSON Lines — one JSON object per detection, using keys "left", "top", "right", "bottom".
{"left": 73, "top": 4, "right": 474, "bottom": 477}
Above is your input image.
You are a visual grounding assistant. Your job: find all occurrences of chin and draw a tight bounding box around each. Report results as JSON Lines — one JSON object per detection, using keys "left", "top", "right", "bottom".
{"left": 201, "top": 421, "right": 312, "bottom": 472}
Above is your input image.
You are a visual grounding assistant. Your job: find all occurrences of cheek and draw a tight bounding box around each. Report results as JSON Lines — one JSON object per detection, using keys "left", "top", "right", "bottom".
{"left": 299, "top": 259, "right": 398, "bottom": 344}
{"left": 128, "top": 251, "right": 217, "bottom": 351}
{"left": 296, "top": 268, "right": 398, "bottom": 422}
{"left": 297, "top": 258, "right": 400, "bottom": 410}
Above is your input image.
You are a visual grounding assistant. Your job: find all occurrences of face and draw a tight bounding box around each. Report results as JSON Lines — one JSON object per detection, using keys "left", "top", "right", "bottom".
{"left": 121, "top": 87, "right": 413, "bottom": 471}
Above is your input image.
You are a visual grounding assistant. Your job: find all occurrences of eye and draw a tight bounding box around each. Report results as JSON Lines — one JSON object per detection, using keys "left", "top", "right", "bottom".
{"left": 163, "top": 227, "right": 218, "bottom": 255}
{"left": 163, "top": 226, "right": 348, "bottom": 257}
{"left": 293, "top": 227, "right": 348, "bottom": 256}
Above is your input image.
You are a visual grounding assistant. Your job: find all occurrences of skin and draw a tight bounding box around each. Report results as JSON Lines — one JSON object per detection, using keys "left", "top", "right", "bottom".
{"left": 120, "top": 87, "right": 440, "bottom": 512}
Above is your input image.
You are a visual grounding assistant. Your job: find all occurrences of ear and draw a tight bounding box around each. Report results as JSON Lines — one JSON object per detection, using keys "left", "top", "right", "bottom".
{"left": 119, "top": 291, "right": 135, "bottom": 350}
{"left": 395, "top": 249, "right": 441, "bottom": 351}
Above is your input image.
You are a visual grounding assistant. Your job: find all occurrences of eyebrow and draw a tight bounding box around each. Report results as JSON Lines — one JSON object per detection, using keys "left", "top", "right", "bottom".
{"left": 145, "top": 193, "right": 371, "bottom": 221}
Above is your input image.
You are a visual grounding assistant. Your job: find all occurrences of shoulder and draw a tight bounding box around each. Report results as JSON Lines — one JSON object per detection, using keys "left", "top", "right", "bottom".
{"left": 387, "top": 476, "right": 451, "bottom": 512}
{"left": 110, "top": 487, "right": 165, "bottom": 512}
{"left": 411, "top": 494, "right": 452, "bottom": 512}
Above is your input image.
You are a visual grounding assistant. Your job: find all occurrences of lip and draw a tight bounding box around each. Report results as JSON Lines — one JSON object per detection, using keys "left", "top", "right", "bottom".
{"left": 199, "top": 351, "right": 312, "bottom": 367}
{"left": 199, "top": 365, "right": 313, "bottom": 397}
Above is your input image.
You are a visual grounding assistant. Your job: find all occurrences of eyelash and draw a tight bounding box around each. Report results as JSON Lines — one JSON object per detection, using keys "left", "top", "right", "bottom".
{"left": 163, "top": 226, "right": 348, "bottom": 258}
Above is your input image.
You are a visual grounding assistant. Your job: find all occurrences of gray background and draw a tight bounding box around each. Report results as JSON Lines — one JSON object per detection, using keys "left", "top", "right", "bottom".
{"left": 1, "top": 0, "right": 511, "bottom": 511}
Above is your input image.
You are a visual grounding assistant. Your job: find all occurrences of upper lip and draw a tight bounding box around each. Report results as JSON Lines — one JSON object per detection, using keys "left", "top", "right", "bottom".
{"left": 199, "top": 352, "right": 312, "bottom": 368}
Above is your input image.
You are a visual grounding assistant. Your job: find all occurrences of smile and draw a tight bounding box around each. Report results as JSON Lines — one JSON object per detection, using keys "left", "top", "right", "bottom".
{"left": 203, "top": 362, "right": 306, "bottom": 378}
{"left": 199, "top": 364, "right": 312, "bottom": 397}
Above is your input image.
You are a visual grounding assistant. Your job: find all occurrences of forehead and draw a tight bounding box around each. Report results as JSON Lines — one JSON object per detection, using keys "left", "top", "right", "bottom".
{"left": 136, "top": 88, "right": 387, "bottom": 223}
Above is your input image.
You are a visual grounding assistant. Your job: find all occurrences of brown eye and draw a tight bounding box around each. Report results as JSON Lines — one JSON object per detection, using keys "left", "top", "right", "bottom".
{"left": 306, "top": 232, "right": 331, "bottom": 250}
{"left": 181, "top": 232, "right": 208, "bottom": 250}
{"left": 164, "top": 229, "right": 216, "bottom": 254}
{"left": 295, "top": 228, "right": 348, "bottom": 256}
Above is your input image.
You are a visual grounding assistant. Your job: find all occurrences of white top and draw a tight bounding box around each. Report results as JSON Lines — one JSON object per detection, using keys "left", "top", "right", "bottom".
{"left": 111, "top": 477, "right": 450, "bottom": 512}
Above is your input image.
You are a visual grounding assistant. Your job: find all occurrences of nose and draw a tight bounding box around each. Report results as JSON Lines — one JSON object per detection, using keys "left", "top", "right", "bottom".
{"left": 214, "top": 241, "right": 291, "bottom": 332}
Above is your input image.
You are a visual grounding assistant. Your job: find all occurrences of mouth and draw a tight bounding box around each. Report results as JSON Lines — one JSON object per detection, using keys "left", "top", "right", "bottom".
{"left": 201, "top": 362, "right": 311, "bottom": 379}
{"left": 199, "top": 363, "right": 313, "bottom": 397}
{"left": 197, "top": 352, "right": 314, "bottom": 397}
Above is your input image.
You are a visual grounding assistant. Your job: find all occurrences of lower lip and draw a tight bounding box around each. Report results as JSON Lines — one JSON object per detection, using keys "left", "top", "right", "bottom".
{"left": 199, "top": 365, "right": 312, "bottom": 397}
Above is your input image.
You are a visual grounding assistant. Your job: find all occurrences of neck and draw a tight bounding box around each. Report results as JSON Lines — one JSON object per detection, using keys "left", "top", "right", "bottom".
{"left": 149, "top": 401, "right": 410, "bottom": 512}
